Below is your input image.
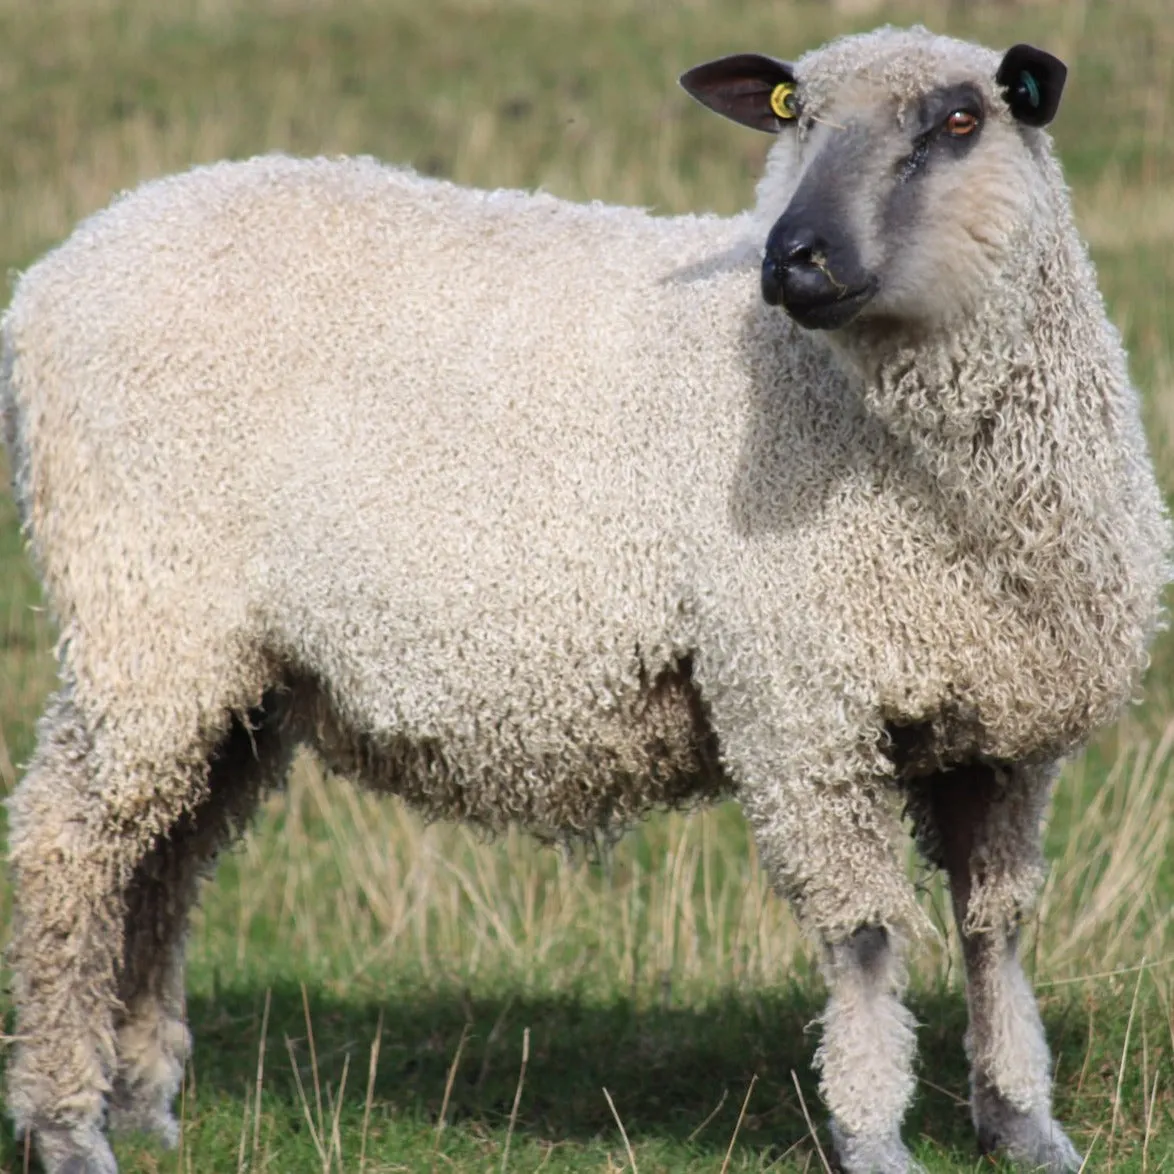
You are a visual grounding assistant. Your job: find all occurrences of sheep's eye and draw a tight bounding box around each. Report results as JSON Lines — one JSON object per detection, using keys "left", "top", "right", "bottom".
{"left": 770, "top": 83, "right": 799, "bottom": 120}
{"left": 945, "top": 109, "right": 980, "bottom": 137}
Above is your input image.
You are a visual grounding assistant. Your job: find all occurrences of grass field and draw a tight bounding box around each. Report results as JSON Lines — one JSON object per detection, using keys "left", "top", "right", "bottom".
{"left": 1, "top": 0, "right": 1172, "bottom": 1170}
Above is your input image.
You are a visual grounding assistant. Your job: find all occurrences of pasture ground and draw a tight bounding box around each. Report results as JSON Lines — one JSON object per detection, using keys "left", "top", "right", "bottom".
{"left": 0, "top": 0, "right": 1171, "bottom": 1169}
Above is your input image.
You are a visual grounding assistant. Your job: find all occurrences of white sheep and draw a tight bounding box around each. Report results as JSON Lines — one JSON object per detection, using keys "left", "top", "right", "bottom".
{"left": 2, "top": 24, "right": 1168, "bottom": 1174}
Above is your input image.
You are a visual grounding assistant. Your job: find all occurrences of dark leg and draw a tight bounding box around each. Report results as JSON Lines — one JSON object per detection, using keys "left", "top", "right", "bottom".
{"left": 916, "top": 761, "right": 1081, "bottom": 1173}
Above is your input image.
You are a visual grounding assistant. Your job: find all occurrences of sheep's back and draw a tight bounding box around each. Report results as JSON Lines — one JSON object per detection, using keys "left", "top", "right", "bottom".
{"left": 2, "top": 154, "right": 760, "bottom": 826}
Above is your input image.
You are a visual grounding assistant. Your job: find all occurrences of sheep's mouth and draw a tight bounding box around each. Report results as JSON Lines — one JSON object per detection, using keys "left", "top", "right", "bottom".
{"left": 781, "top": 279, "right": 879, "bottom": 331}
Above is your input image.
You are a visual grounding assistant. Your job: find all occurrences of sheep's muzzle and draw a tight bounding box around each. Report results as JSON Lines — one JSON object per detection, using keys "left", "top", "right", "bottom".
{"left": 762, "top": 183, "right": 878, "bottom": 330}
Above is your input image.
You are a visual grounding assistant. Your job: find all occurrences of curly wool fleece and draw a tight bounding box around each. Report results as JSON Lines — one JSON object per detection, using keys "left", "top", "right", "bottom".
{"left": 2, "top": 23, "right": 1169, "bottom": 1174}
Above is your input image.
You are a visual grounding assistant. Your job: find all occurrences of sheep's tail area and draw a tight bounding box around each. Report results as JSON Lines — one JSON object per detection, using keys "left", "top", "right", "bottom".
{"left": 1, "top": 312, "right": 16, "bottom": 465}
{"left": 0, "top": 310, "right": 32, "bottom": 533}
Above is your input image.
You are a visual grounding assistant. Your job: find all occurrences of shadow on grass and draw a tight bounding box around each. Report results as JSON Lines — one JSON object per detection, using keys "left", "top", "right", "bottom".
{"left": 0, "top": 977, "right": 1103, "bottom": 1170}
{"left": 117, "top": 979, "right": 1089, "bottom": 1162}
{"left": 189, "top": 980, "right": 849, "bottom": 1156}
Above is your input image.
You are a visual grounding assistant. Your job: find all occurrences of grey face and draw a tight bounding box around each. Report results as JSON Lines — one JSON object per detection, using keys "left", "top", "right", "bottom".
{"left": 759, "top": 79, "right": 987, "bottom": 330}
{"left": 759, "top": 113, "right": 889, "bottom": 330}
{"left": 680, "top": 41, "right": 1067, "bottom": 332}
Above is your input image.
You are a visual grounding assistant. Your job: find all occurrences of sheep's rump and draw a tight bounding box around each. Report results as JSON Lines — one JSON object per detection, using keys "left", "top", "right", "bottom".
{"left": 2, "top": 155, "right": 752, "bottom": 834}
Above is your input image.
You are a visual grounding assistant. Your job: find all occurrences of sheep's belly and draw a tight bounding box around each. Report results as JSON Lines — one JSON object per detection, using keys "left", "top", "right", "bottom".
{"left": 304, "top": 662, "right": 730, "bottom": 839}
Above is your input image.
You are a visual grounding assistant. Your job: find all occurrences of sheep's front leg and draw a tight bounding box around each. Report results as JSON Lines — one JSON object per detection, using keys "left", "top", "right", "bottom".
{"left": 920, "top": 762, "right": 1081, "bottom": 1173}
{"left": 741, "top": 771, "right": 925, "bottom": 1174}
{"left": 817, "top": 925, "right": 921, "bottom": 1174}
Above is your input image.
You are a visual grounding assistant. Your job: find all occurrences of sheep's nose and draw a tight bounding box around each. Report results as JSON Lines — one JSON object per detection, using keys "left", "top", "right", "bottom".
{"left": 761, "top": 220, "right": 832, "bottom": 307}
{"left": 774, "top": 224, "right": 821, "bottom": 267}
{"left": 760, "top": 208, "right": 878, "bottom": 329}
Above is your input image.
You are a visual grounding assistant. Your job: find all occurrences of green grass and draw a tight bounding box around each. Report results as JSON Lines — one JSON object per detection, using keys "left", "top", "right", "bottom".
{"left": 1, "top": 0, "right": 1173, "bottom": 1170}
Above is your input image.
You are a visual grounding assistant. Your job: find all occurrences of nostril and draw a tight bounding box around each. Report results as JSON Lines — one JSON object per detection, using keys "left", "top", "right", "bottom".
{"left": 765, "top": 218, "right": 826, "bottom": 270}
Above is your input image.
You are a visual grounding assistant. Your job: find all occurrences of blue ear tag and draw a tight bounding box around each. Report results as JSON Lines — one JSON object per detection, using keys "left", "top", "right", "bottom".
{"left": 1019, "top": 70, "right": 1041, "bottom": 109}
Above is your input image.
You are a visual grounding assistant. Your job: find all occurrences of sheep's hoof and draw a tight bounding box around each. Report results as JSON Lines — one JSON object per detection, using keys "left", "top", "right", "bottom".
{"left": 977, "top": 1110, "right": 1082, "bottom": 1173}
{"left": 829, "top": 1120, "right": 925, "bottom": 1173}
{"left": 61, "top": 1161, "right": 110, "bottom": 1174}
{"left": 30, "top": 1124, "right": 118, "bottom": 1174}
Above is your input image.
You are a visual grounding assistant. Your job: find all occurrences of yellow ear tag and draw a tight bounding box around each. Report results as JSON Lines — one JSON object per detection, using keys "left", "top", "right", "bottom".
{"left": 770, "top": 82, "right": 798, "bottom": 120}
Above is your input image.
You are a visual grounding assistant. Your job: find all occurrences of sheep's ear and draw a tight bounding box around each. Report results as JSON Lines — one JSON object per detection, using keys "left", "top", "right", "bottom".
{"left": 996, "top": 44, "right": 1067, "bottom": 127}
{"left": 679, "top": 54, "right": 799, "bottom": 134}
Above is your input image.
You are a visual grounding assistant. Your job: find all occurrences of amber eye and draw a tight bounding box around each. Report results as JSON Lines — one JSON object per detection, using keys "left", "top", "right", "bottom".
{"left": 945, "top": 109, "right": 980, "bottom": 137}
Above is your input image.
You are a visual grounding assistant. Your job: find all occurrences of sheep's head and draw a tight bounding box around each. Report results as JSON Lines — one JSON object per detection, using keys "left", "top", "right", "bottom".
{"left": 681, "top": 28, "right": 1067, "bottom": 332}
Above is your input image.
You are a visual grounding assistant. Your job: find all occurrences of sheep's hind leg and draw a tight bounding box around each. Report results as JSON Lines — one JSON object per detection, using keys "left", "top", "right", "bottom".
{"left": 109, "top": 698, "right": 293, "bottom": 1145}
{"left": 6, "top": 692, "right": 121, "bottom": 1174}
{"left": 917, "top": 762, "right": 1081, "bottom": 1173}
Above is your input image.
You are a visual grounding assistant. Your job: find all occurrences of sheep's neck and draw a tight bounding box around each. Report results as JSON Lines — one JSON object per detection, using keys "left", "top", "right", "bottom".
{"left": 852, "top": 282, "right": 1165, "bottom": 756}
{"left": 850, "top": 273, "right": 1140, "bottom": 569}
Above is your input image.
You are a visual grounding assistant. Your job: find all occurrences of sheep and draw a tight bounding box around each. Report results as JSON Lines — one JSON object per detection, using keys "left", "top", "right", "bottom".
{"left": 1, "top": 23, "right": 1168, "bottom": 1174}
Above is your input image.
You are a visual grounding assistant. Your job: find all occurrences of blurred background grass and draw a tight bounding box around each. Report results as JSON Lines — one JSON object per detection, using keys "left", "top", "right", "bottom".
{"left": 0, "top": 0, "right": 1172, "bottom": 1170}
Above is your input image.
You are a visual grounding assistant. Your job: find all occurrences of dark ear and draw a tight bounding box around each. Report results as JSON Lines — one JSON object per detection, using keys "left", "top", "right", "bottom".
{"left": 679, "top": 53, "right": 799, "bottom": 134}
{"left": 996, "top": 44, "right": 1067, "bottom": 127}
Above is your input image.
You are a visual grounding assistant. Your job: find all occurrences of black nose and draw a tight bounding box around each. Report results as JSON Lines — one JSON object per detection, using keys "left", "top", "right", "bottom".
{"left": 773, "top": 223, "right": 822, "bottom": 267}
{"left": 761, "top": 219, "right": 832, "bottom": 307}
{"left": 760, "top": 209, "right": 878, "bottom": 329}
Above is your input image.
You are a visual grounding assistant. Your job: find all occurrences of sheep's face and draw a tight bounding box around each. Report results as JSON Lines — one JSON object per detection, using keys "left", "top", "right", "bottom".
{"left": 681, "top": 30, "right": 1067, "bottom": 333}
